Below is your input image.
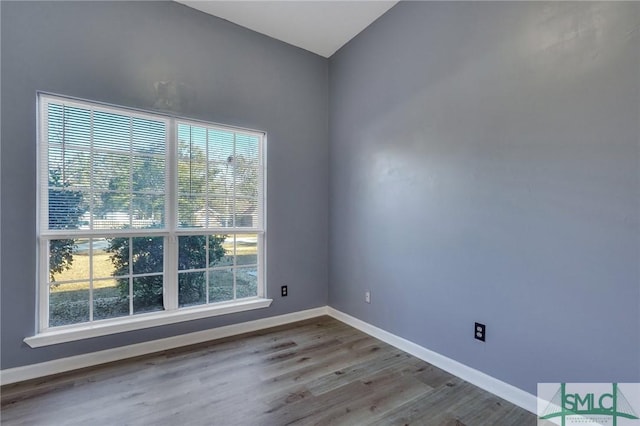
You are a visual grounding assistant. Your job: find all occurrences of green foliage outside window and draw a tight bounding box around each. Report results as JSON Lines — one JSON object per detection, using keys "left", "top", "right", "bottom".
{"left": 106, "top": 234, "right": 227, "bottom": 308}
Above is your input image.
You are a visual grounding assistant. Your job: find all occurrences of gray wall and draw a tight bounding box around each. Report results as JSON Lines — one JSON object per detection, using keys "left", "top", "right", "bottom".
{"left": 329, "top": 2, "right": 639, "bottom": 394}
{"left": 1, "top": 1, "right": 328, "bottom": 369}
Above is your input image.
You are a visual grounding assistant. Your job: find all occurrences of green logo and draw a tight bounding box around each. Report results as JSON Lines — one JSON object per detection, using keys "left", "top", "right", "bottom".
{"left": 538, "top": 383, "right": 639, "bottom": 426}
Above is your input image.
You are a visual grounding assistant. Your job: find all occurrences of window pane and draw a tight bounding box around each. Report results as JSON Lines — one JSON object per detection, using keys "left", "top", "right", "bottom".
{"left": 206, "top": 160, "right": 228, "bottom": 197}
{"left": 57, "top": 149, "right": 91, "bottom": 190}
{"left": 236, "top": 267, "right": 258, "bottom": 299}
{"left": 207, "top": 128, "right": 235, "bottom": 200}
{"left": 93, "top": 109, "right": 130, "bottom": 152}
{"left": 93, "top": 193, "right": 131, "bottom": 230}
{"left": 178, "top": 272, "right": 206, "bottom": 307}
{"left": 48, "top": 145, "right": 64, "bottom": 174}
{"left": 207, "top": 196, "right": 234, "bottom": 228}
{"left": 47, "top": 103, "right": 64, "bottom": 145}
{"left": 63, "top": 106, "right": 91, "bottom": 148}
{"left": 132, "top": 156, "right": 164, "bottom": 193}
{"left": 132, "top": 194, "right": 164, "bottom": 228}
{"left": 177, "top": 127, "right": 207, "bottom": 195}
{"left": 92, "top": 239, "right": 119, "bottom": 279}
{"left": 209, "top": 235, "right": 233, "bottom": 268}
{"left": 208, "top": 268, "right": 234, "bottom": 303}
{"left": 93, "top": 152, "right": 130, "bottom": 193}
{"left": 48, "top": 188, "right": 87, "bottom": 231}
{"left": 132, "top": 237, "right": 163, "bottom": 275}
{"left": 132, "top": 276, "right": 163, "bottom": 314}
{"left": 235, "top": 197, "right": 258, "bottom": 228}
{"left": 48, "top": 239, "right": 89, "bottom": 283}
{"left": 236, "top": 234, "right": 257, "bottom": 266}
{"left": 235, "top": 134, "right": 259, "bottom": 164}
{"left": 103, "top": 237, "right": 129, "bottom": 276}
{"left": 234, "top": 164, "right": 258, "bottom": 198}
{"left": 178, "top": 194, "right": 206, "bottom": 227}
{"left": 93, "top": 278, "right": 129, "bottom": 321}
{"left": 190, "top": 148, "right": 208, "bottom": 192}
{"left": 177, "top": 159, "right": 193, "bottom": 194}
{"left": 178, "top": 235, "right": 207, "bottom": 270}
{"left": 208, "top": 162, "right": 234, "bottom": 197}
{"left": 207, "top": 128, "right": 234, "bottom": 163}
{"left": 132, "top": 117, "right": 165, "bottom": 155}
{"left": 49, "top": 282, "right": 90, "bottom": 327}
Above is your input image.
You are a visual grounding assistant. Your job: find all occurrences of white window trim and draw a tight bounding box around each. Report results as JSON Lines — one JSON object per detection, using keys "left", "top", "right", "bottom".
{"left": 25, "top": 298, "right": 273, "bottom": 348}
{"left": 31, "top": 93, "right": 268, "bottom": 345}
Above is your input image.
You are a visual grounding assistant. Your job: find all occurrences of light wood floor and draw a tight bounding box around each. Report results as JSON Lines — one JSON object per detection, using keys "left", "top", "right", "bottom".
{"left": 1, "top": 316, "right": 536, "bottom": 425}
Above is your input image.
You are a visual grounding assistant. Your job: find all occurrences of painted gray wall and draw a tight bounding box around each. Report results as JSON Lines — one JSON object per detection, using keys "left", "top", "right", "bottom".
{"left": 1, "top": 1, "right": 328, "bottom": 369}
{"left": 329, "top": 2, "right": 640, "bottom": 394}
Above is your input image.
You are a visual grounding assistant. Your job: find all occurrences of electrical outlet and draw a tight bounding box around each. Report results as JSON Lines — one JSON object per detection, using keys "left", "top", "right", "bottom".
{"left": 475, "top": 322, "right": 486, "bottom": 342}
{"left": 281, "top": 285, "right": 288, "bottom": 297}
{"left": 365, "top": 291, "right": 371, "bottom": 304}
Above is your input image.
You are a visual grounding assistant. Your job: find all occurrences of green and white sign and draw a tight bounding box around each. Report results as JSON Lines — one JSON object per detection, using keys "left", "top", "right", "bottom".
{"left": 538, "top": 383, "right": 640, "bottom": 425}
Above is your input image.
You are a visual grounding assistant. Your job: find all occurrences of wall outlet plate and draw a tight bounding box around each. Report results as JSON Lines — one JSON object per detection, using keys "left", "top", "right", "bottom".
{"left": 475, "top": 322, "right": 486, "bottom": 342}
{"left": 281, "top": 286, "right": 288, "bottom": 297}
{"left": 365, "top": 291, "right": 371, "bottom": 304}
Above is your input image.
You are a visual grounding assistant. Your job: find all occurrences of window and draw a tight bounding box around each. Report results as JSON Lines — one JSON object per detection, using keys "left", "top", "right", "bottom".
{"left": 38, "top": 94, "right": 266, "bottom": 336}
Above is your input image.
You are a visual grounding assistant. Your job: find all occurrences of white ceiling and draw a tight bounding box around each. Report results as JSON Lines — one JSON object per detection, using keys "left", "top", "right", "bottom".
{"left": 176, "top": 1, "right": 398, "bottom": 58}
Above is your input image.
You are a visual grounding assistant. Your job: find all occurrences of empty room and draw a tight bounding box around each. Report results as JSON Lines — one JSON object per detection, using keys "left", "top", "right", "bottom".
{"left": 1, "top": 1, "right": 638, "bottom": 425}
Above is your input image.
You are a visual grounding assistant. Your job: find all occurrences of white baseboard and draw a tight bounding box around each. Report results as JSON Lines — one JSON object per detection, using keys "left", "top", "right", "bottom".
{"left": 0, "top": 306, "right": 328, "bottom": 386}
{"left": 1, "top": 305, "right": 537, "bottom": 416}
{"left": 326, "top": 307, "right": 537, "bottom": 414}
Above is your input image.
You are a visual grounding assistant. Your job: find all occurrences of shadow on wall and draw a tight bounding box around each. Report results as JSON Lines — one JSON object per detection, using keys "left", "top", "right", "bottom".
{"left": 153, "top": 80, "right": 193, "bottom": 113}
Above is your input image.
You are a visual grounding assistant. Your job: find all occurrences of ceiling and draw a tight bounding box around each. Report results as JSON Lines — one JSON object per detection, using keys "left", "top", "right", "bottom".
{"left": 175, "top": 1, "right": 398, "bottom": 58}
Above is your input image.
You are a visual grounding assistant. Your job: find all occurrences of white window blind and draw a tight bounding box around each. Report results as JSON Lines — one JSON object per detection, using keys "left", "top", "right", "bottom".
{"left": 176, "top": 121, "right": 263, "bottom": 230}
{"left": 43, "top": 102, "right": 167, "bottom": 233}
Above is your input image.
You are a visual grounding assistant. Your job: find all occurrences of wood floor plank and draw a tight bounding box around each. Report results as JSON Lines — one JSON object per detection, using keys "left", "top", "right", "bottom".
{"left": 1, "top": 316, "right": 536, "bottom": 425}
{"left": 371, "top": 378, "right": 472, "bottom": 426}
{"left": 305, "top": 348, "right": 412, "bottom": 396}
{"left": 292, "top": 365, "right": 432, "bottom": 425}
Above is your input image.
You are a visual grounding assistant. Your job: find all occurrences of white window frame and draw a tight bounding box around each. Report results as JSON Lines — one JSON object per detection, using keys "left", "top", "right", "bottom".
{"left": 28, "top": 93, "right": 270, "bottom": 348}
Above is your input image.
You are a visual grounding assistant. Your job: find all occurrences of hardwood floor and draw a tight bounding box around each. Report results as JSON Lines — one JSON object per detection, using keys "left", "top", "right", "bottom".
{"left": 1, "top": 317, "right": 536, "bottom": 425}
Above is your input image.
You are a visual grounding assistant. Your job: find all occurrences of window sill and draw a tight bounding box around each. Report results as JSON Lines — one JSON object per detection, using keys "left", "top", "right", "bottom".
{"left": 24, "top": 298, "right": 273, "bottom": 348}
